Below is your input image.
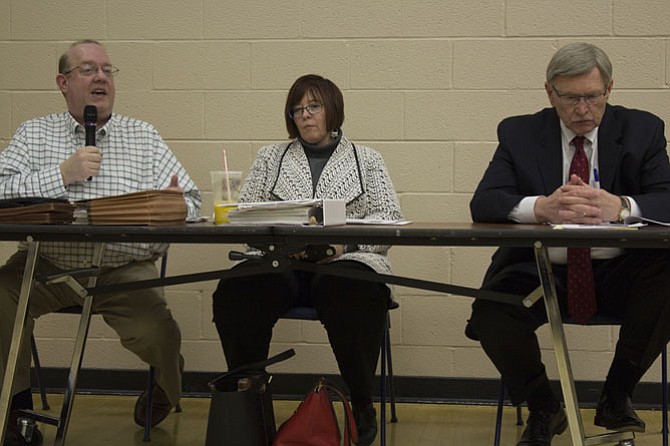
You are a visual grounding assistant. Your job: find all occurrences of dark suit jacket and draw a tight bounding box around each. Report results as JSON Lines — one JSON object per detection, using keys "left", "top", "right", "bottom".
{"left": 470, "top": 104, "right": 670, "bottom": 284}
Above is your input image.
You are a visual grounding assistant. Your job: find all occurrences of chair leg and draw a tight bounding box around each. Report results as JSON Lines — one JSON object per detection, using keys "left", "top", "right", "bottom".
{"left": 662, "top": 344, "right": 668, "bottom": 446}
{"left": 30, "top": 335, "right": 50, "bottom": 411}
{"left": 493, "top": 379, "right": 505, "bottom": 446}
{"left": 143, "top": 366, "right": 155, "bottom": 442}
{"left": 379, "top": 309, "right": 401, "bottom": 446}
{"left": 380, "top": 322, "right": 388, "bottom": 446}
{"left": 385, "top": 316, "right": 397, "bottom": 423}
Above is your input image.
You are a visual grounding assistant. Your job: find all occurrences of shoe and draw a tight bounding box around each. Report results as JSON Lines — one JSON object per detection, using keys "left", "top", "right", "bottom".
{"left": 594, "top": 392, "right": 645, "bottom": 432}
{"left": 134, "top": 383, "right": 173, "bottom": 428}
{"left": 133, "top": 355, "right": 184, "bottom": 428}
{"left": 4, "top": 411, "right": 43, "bottom": 446}
{"left": 352, "top": 403, "right": 377, "bottom": 446}
{"left": 517, "top": 408, "right": 568, "bottom": 446}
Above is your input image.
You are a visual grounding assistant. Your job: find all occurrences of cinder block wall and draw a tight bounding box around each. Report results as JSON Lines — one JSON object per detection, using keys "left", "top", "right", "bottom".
{"left": 1, "top": 1, "right": 669, "bottom": 385}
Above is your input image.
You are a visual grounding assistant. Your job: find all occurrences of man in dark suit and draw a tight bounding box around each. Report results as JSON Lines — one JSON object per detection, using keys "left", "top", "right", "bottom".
{"left": 467, "top": 42, "right": 670, "bottom": 446}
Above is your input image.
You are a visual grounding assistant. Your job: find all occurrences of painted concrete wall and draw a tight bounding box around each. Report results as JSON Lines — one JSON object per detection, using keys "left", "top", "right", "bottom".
{"left": 1, "top": 0, "right": 670, "bottom": 385}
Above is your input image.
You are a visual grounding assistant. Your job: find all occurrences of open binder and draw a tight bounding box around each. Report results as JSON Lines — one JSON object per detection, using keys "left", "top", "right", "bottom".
{"left": 81, "top": 190, "right": 187, "bottom": 226}
{"left": 226, "top": 199, "right": 346, "bottom": 226}
{"left": 0, "top": 198, "right": 75, "bottom": 224}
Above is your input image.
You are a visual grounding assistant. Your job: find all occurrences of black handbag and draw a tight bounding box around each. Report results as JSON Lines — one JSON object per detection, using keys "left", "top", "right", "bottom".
{"left": 205, "top": 349, "right": 295, "bottom": 446}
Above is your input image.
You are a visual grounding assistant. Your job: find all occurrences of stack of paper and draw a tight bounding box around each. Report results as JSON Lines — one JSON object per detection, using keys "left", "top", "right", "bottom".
{"left": 83, "top": 190, "right": 187, "bottom": 226}
{"left": 227, "top": 199, "right": 346, "bottom": 226}
{"left": 0, "top": 198, "right": 75, "bottom": 224}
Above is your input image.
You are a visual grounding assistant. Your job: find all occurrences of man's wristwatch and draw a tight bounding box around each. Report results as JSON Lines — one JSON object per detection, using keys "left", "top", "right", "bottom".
{"left": 618, "top": 196, "right": 631, "bottom": 222}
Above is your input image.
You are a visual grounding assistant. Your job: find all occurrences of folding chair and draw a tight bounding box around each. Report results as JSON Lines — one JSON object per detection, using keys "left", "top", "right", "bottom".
{"left": 280, "top": 300, "right": 399, "bottom": 446}
{"left": 29, "top": 252, "right": 177, "bottom": 442}
{"left": 493, "top": 315, "right": 668, "bottom": 446}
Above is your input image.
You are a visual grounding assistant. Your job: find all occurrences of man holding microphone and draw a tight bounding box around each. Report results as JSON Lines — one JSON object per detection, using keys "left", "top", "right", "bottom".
{"left": 0, "top": 39, "right": 201, "bottom": 445}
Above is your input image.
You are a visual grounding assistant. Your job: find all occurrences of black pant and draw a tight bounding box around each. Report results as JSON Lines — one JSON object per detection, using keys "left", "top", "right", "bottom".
{"left": 212, "top": 260, "right": 390, "bottom": 407}
{"left": 468, "top": 250, "right": 670, "bottom": 406}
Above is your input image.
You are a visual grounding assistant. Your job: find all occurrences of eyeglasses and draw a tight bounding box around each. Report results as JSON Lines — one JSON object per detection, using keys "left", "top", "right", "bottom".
{"left": 551, "top": 84, "right": 607, "bottom": 106}
{"left": 63, "top": 63, "right": 120, "bottom": 78}
{"left": 289, "top": 102, "right": 323, "bottom": 119}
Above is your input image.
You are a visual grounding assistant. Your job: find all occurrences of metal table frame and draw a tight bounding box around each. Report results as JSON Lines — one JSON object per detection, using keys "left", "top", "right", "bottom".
{"left": 2, "top": 222, "right": 670, "bottom": 445}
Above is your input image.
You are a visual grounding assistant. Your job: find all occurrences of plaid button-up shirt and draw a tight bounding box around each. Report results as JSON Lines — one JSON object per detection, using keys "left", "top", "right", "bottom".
{"left": 0, "top": 112, "right": 201, "bottom": 269}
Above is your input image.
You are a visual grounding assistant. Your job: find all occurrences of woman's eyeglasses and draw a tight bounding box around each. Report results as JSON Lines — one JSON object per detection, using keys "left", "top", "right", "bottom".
{"left": 289, "top": 103, "right": 323, "bottom": 119}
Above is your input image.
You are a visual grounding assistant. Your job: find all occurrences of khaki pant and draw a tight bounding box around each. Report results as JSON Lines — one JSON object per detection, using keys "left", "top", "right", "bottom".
{"left": 0, "top": 251, "right": 182, "bottom": 406}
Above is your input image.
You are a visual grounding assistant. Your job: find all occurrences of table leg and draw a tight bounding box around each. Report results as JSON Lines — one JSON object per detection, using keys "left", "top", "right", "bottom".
{"left": 54, "top": 242, "right": 105, "bottom": 446}
{"left": 0, "top": 240, "right": 40, "bottom": 444}
{"left": 534, "top": 241, "right": 586, "bottom": 445}
{"left": 534, "top": 242, "right": 634, "bottom": 446}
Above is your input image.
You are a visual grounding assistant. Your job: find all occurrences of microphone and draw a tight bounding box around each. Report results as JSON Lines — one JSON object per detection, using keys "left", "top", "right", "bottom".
{"left": 84, "top": 105, "right": 97, "bottom": 180}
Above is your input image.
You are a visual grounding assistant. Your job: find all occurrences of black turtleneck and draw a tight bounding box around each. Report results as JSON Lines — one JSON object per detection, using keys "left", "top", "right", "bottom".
{"left": 299, "top": 129, "right": 342, "bottom": 193}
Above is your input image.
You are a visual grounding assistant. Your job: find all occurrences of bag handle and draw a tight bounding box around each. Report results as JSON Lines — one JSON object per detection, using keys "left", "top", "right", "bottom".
{"left": 208, "top": 348, "right": 295, "bottom": 389}
{"left": 319, "top": 379, "right": 358, "bottom": 446}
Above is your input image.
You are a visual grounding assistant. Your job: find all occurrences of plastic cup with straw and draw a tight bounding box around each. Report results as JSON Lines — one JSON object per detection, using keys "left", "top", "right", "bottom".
{"left": 212, "top": 150, "right": 239, "bottom": 224}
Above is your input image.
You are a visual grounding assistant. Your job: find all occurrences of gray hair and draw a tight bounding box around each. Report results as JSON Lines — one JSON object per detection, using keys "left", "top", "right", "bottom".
{"left": 546, "top": 42, "right": 612, "bottom": 86}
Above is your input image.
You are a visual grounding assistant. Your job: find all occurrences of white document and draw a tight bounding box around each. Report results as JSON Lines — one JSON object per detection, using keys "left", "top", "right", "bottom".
{"left": 550, "top": 222, "right": 645, "bottom": 230}
{"left": 227, "top": 199, "right": 346, "bottom": 226}
{"left": 624, "top": 215, "right": 670, "bottom": 227}
{"left": 346, "top": 218, "right": 412, "bottom": 225}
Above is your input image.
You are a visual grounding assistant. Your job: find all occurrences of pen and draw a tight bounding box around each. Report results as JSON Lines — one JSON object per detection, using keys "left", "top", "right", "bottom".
{"left": 593, "top": 168, "right": 600, "bottom": 189}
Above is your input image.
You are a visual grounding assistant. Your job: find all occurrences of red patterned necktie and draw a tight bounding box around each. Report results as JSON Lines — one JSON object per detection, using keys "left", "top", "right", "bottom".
{"left": 567, "top": 136, "right": 596, "bottom": 323}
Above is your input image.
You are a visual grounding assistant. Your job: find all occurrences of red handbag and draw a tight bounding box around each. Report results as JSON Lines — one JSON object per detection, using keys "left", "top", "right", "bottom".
{"left": 273, "top": 379, "right": 358, "bottom": 446}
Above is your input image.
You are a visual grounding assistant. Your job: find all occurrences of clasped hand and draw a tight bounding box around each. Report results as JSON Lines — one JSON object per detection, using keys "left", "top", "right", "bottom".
{"left": 535, "top": 174, "right": 620, "bottom": 224}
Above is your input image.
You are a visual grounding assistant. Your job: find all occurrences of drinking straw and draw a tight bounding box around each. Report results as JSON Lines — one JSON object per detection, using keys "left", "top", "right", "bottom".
{"left": 222, "top": 149, "right": 232, "bottom": 202}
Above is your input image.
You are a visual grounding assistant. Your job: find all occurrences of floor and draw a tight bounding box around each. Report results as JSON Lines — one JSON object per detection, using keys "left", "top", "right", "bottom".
{"left": 22, "top": 393, "right": 665, "bottom": 445}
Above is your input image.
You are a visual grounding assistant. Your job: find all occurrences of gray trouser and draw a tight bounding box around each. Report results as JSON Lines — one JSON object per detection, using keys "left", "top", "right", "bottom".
{"left": 0, "top": 251, "right": 182, "bottom": 406}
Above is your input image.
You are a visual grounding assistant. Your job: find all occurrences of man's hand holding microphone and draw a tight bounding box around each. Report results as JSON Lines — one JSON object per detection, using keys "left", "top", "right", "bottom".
{"left": 60, "top": 105, "right": 102, "bottom": 185}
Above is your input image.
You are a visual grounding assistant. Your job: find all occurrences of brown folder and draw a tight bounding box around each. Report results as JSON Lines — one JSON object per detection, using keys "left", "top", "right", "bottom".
{"left": 83, "top": 190, "right": 187, "bottom": 226}
{"left": 0, "top": 198, "right": 75, "bottom": 224}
